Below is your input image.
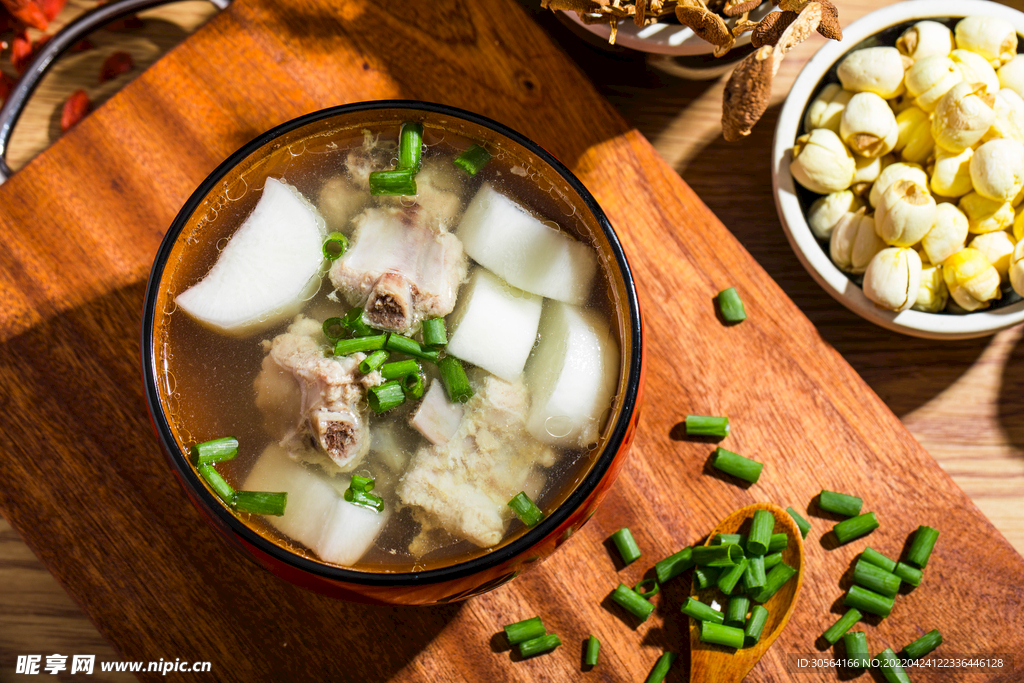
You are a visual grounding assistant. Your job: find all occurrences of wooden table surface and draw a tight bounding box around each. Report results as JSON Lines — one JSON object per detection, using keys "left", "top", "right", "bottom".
{"left": 1, "top": 0, "right": 1021, "bottom": 679}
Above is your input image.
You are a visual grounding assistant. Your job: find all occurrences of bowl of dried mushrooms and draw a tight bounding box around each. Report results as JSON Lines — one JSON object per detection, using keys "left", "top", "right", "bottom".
{"left": 773, "top": 0, "right": 1024, "bottom": 339}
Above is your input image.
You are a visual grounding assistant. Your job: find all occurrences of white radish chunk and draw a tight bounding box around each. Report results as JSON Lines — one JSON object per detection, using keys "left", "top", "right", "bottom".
{"left": 409, "top": 380, "right": 465, "bottom": 445}
{"left": 176, "top": 178, "right": 325, "bottom": 336}
{"left": 244, "top": 444, "right": 389, "bottom": 566}
{"left": 525, "top": 301, "right": 619, "bottom": 448}
{"left": 456, "top": 183, "right": 597, "bottom": 305}
{"left": 446, "top": 268, "right": 542, "bottom": 382}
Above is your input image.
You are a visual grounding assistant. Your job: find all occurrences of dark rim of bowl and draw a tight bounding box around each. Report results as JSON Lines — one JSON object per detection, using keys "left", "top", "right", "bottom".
{"left": 141, "top": 100, "right": 643, "bottom": 588}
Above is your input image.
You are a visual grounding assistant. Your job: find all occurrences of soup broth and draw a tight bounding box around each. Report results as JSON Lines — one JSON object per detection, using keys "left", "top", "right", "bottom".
{"left": 154, "top": 115, "right": 623, "bottom": 573}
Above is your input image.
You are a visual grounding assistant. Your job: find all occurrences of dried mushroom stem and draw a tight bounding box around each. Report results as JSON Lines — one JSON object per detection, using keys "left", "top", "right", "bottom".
{"left": 723, "top": 0, "right": 761, "bottom": 17}
{"left": 722, "top": 45, "right": 775, "bottom": 141}
{"left": 733, "top": 17, "right": 760, "bottom": 38}
{"left": 675, "top": 3, "right": 735, "bottom": 54}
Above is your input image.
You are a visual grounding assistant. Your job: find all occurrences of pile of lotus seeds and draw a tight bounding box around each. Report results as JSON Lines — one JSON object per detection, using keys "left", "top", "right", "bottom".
{"left": 790, "top": 15, "right": 1024, "bottom": 314}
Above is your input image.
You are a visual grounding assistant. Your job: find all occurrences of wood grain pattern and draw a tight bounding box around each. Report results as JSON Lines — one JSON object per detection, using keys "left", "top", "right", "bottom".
{"left": 0, "top": 1, "right": 1022, "bottom": 682}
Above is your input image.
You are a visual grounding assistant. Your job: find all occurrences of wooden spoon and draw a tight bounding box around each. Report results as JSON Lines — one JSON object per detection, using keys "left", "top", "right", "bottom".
{"left": 689, "top": 502, "right": 805, "bottom": 683}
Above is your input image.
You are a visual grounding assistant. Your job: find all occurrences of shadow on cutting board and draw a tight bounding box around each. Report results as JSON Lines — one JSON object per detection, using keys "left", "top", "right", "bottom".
{"left": 0, "top": 280, "right": 460, "bottom": 681}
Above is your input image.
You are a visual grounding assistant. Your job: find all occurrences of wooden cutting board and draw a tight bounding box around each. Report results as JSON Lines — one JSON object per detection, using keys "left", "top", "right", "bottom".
{"left": 0, "top": 1, "right": 1021, "bottom": 681}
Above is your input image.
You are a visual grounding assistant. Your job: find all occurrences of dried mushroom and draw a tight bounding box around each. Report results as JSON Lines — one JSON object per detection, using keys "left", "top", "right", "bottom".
{"left": 544, "top": 0, "right": 844, "bottom": 140}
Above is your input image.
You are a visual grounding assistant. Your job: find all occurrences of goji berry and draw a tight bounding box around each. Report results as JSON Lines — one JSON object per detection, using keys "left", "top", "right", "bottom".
{"left": 60, "top": 88, "right": 90, "bottom": 132}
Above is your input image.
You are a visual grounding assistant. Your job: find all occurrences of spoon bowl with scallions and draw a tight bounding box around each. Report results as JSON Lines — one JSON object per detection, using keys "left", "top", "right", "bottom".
{"left": 687, "top": 502, "right": 805, "bottom": 683}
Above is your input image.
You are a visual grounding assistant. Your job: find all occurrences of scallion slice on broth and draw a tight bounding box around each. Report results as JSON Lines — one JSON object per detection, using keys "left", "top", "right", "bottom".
{"left": 368, "top": 169, "right": 417, "bottom": 196}
{"left": 190, "top": 436, "right": 238, "bottom": 467}
{"left": 344, "top": 486, "right": 384, "bottom": 513}
{"left": 232, "top": 490, "right": 288, "bottom": 516}
{"left": 321, "top": 231, "right": 349, "bottom": 261}
{"left": 367, "top": 381, "right": 405, "bottom": 414}
{"left": 508, "top": 491, "right": 544, "bottom": 527}
{"left": 199, "top": 464, "right": 235, "bottom": 503}
{"left": 438, "top": 355, "right": 473, "bottom": 403}
{"left": 398, "top": 122, "right": 424, "bottom": 172}
{"left": 453, "top": 144, "right": 491, "bottom": 177}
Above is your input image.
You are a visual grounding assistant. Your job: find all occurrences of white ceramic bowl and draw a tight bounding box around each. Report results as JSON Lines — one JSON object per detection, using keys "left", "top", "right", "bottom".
{"left": 772, "top": 0, "right": 1024, "bottom": 340}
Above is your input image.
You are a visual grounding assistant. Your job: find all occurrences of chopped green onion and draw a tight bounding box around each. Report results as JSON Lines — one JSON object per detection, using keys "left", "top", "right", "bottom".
{"left": 763, "top": 552, "right": 783, "bottom": 570}
{"left": 853, "top": 558, "right": 901, "bottom": 598}
{"left": 843, "top": 631, "right": 869, "bottom": 669}
{"left": 893, "top": 561, "right": 922, "bottom": 587}
{"left": 711, "top": 446, "right": 762, "bottom": 483}
{"left": 422, "top": 317, "right": 447, "bottom": 347}
{"left": 611, "top": 527, "right": 641, "bottom": 565}
{"left": 385, "top": 333, "right": 440, "bottom": 362}
{"left": 700, "top": 621, "right": 745, "bottom": 648}
{"left": 877, "top": 648, "right": 912, "bottom": 683}
{"left": 611, "top": 583, "right": 655, "bottom": 622}
{"left": 199, "top": 464, "right": 235, "bottom": 503}
{"left": 190, "top": 436, "right": 238, "bottom": 467}
{"left": 584, "top": 635, "right": 600, "bottom": 667}
{"left": 367, "top": 380, "right": 406, "bottom": 413}
{"left": 680, "top": 597, "right": 724, "bottom": 624}
{"left": 323, "top": 317, "right": 347, "bottom": 341}
{"left": 694, "top": 566, "right": 721, "bottom": 590}
{"left": 692, "top": 544, "right": 743, "bottom": 567}
{"left": 744, "top": 554, "right": 767, "bottom": 591}
{"left": 439, "top": 355, "right": 473, "bottom": 403}
{"left": 902, "top": 629, "right": 942, "bottom": 660}
{"left": 819, "top": 490, "right": 863, "bottom": 518}
{"left": 833, "top": 512, "right": 879, "bottom": 545}
{"left": 334, "top": 334, "right": 387, "bottom": 356}
{"left": 380, "top": 359, "right": 421, "bottom": 380}
{"left": 369, "top": 169, "right": 417, "bottom": 196}
{"left": 453, "top": 144, "right": 491, "bottom": 176}
{"left": 768, "top": 532, "right": 789, "bottom": 553}
{"left": 403, "top": 372, "right": 425, "bottom": 400}
{"left": 685, "top": 414, "right": 730, "bottom": 438}
{"left": 725, "top": 596, "right": 750, "bottom": 628}
{"left": 343, "top": 487, "right": 384, "bottom": 512}
{"left": 633, "top": 578, "right": 659, "bottom": 599}
{"left": 359, "top": 349, "right": 390, "bottom": 374}
{"left": 822, "top": 608, "right": 862, "bottom": 645}
{"left": 844, "top": 585, "right": 894, "bottom": 618}
{"left": 906, "top": 525, "right": 939, "bottom": 568}
{"left": 645, "top": 652, "right": 676, "bottom": 683}
{"left": 752, "top": 562, "right": 796, "bottom": 604}
{"left": 231, "top": 490, "right": 287, "bottom": 516}
{"left": 716, "top": 287, "right": 747, "bottom": 323}
{"left": 715, "top": 533, "right": 746, "bottom": 546}
{"left": 398, "top": 121, "right": 423, "bottom": 172}
{"left": 786, "top": 507, "right": 811, "bottom": 539}
{"left": 717, "top": 557, "right": 749, "bottom": 595}
{"left": 342, "top": 307, "right": 374, "bottom": 337}
{"left": 518, "top": 633, "right": 561, "bottom": 658}
{"left": 654, "top": 547, "right": 693, "bottom": 584}
{"left": 747, "top": 509, "right": 775, "bottom": 556}
{"left": 508, "top": 491, "right": 543, "bottom": 527}
{"left": 322, "top": 231, "right": 349, "bottom": 261}
{"left": 861, "top": 547, "right": 897, "bottom": 573}
{"left": 349, "top": 475, "right": 374, "bottom": 493}
{"left": 503, "top": 616, "right": 545, "bottom": 645}
{"left": 744, "top": 605, "right": 769, "bottom": 646}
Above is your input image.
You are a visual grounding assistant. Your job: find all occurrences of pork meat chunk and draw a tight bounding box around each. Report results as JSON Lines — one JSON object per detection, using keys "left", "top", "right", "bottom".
{"left": 328, "top": 207, "right": 467, "bottom": 334}
{"left": 254, "top": 316, "right": 380, "bottom": 472}
{"left": 397, "top": 373, "right": 556, "bottom": 548}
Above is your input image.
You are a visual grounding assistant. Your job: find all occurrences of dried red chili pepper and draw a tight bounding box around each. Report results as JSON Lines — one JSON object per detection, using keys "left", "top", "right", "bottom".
{"left": 38, "top": 0, "right": 64, "bottom": 22}
{"left": 0, "top": 0, "right": 48, "bottom": 31}
{"left": 11, "top": 31, "right": 49, "bottom": 75}
{"left": 70, "top": 38, "right": 94, "bottom": 52}
{"left": 10, "top": 30, "right": 31, "bottom": 72}
{"left": 60, "top": 88, "right": 90, "bottom": 131}
{"left": 99, "top": 50, "right": 132, "bottom": 82}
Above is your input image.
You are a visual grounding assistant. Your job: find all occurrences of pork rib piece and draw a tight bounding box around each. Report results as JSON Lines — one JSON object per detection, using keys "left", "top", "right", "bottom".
{"left": 329, "top": 207, "right": 467, "bottom": 334}
{"left": 254, "top": 316, "right": 380, "bottom": 472}
{"left": 397, "top": 373, "right": 556, "bottom": 548}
